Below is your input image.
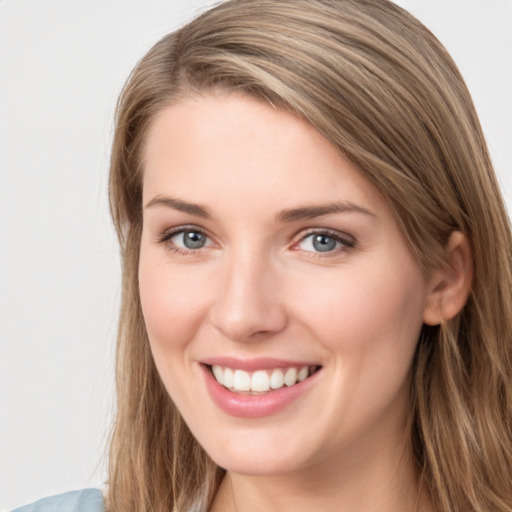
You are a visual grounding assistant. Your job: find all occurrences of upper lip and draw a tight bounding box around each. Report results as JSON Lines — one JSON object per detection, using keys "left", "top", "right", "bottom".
{"left": 201, "top": 356, "right": 321, "bottom": 371}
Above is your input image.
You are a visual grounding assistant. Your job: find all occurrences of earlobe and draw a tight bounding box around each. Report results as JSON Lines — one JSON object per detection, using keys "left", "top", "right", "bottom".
{"left": 423, "top": 231, "right": 473, "bottom": 326}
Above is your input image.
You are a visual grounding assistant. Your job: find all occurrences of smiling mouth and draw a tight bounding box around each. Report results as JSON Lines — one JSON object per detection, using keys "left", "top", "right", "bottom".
{"left": 207, "top": 364, "right": 321, "bottom": 395}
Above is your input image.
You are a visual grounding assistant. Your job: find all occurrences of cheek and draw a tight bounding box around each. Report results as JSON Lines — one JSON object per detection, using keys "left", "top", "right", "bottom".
{"left": 287, "top": 260, "right": 427, "bottom": 356}
{"left": 138, "top": 254, "right": 210, "bottom": 351}
{"left": 138, "top": 253, "right": 215, "bottom": 408}
{"left": 287, "top": 261, "right": 426, "bottom": 435}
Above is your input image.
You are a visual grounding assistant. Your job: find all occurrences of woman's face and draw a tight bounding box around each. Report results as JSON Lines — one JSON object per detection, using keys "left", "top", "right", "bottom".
{"left": 139, "top": 92, "right": 434, "bottom": 476}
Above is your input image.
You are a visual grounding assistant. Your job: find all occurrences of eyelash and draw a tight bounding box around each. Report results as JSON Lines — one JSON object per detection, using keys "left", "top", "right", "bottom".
{"left": 157, "top": 226, "right": 356, "bottom": 257}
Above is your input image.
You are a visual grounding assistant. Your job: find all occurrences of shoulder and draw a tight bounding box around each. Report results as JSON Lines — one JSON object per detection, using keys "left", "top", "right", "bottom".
{"left": 11, "top": 489, "right": 104, "bottom": 512}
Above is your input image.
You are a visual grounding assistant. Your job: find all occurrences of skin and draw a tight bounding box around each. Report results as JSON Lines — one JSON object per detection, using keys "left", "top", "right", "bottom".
{"left": 138, "top": 92, "right": 460, "bottom": 512}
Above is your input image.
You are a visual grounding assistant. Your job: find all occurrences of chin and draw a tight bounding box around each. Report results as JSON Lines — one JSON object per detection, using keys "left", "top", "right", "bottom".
{"left": 198, "top": 428, "right": 313, "bottom": 477}
{"left": 214, "top": 451, "right": 304, "bottom": 477}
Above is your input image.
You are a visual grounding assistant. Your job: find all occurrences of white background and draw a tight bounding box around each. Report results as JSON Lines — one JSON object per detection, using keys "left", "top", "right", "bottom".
{"left": 0, "top": 0, "right": 510, "bottom": 509}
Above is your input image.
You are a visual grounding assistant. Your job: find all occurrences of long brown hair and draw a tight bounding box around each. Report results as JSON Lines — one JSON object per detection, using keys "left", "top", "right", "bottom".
{"left": 108, "top": 1, "right": 512, "bottom": 511}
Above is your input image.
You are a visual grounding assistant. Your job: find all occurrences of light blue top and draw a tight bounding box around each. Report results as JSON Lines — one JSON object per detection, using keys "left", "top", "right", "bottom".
{"left": 11, "top": 489, "right": 104, "bottom": 512}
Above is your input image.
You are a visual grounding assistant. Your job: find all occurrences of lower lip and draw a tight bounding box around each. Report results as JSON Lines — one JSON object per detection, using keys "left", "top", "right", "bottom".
{"left": 201, "top": 364, "right": 320, "bottom": 418}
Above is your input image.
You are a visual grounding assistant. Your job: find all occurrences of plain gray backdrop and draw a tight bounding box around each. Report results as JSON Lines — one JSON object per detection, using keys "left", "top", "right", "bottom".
{"left": 1, "top": 0, "right": 511, "bottom": 509}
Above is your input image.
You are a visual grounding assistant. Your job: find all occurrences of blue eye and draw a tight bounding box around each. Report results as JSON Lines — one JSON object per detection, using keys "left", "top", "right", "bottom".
{"left": 297, "top": 231, "right": 353, "bottom": 254}
{"left": 180, "top": 230, "right": 207, "bottom": 249}
{"left": 162, "top": 228, "right": 212, "bottom": 251}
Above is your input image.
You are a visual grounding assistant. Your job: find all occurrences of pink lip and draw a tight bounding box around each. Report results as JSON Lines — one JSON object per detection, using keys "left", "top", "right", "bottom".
{"left": 201, "top": 356, "right": 320, "bottom": 372}
{"left": 200, "top": 363, "right": 321, "bottom": 418}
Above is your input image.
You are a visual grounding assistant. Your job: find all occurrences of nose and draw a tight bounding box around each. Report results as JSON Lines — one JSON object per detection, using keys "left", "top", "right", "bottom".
{"left": 209, "top": 250, "right": 288, "bottom": 342}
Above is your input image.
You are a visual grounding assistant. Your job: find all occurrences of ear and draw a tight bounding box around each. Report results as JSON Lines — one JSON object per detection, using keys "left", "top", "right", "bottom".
{"left": 423, "top": 231, "right": 473, "bottom": 326}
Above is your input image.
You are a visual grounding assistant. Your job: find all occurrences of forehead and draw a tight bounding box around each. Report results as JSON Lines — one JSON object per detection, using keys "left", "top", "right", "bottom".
{"left": 141, "top": 92, "right": 387, "bottom": 217}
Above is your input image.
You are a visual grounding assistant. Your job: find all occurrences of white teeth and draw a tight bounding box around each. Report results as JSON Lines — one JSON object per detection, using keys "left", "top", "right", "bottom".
{"left": 233, "top": 369, "right": 251, "bottom": 391}
{"left": 284, "top": 367, "right": 298, "bottom": 386}
{"left": 210, "top": 364, "right": 316, "bottom": 393}
{"left": 251, "top": 370, "right": 270, "bottom": 392}
{"left": 297, "top": 366, "right": 308, "bottom": 382}
{"left": 223, "top": 367, "right": 234, "bottom": 388}
{"left": 270, "top": 368, "right": 285, "bottom": 389}
{"left": 212, "top": 365, "right": 223, "bottom": 383}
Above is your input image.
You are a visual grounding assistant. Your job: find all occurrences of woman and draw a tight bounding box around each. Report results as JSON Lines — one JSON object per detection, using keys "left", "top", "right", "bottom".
{"left": 14, "top": 0, "right": 512, "bottom": 511}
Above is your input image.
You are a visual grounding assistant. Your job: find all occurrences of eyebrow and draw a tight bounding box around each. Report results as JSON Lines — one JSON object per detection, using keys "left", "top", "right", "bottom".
{"left": 276, "top": 201, "right": 376, "bottom": 222}
{"left": 145, "top": 195, "right": 375, "bottom": 222}
{"left": 145, "top": 195, "right": 211, "bottom": 218}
